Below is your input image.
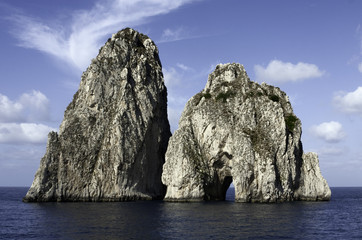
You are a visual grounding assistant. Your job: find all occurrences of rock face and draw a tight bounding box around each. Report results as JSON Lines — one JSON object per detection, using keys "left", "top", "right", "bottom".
{"left": 24, "top": 28, "right": 171, "bottom": 202}
{"left": 162, "top": 63, "right": 331, "bottom": 202}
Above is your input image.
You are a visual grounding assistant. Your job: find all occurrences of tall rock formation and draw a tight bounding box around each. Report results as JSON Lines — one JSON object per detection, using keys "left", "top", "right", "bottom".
{"left": 24, "top": 28, "right": 171, "bottom": 202}
{"left": 162, "top": 63, "right": 331, "bottom": 202}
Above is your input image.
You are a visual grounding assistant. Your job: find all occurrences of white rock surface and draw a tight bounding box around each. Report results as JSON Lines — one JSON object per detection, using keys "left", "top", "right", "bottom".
{"left": 162, "top": 63, "right": 331, "bottom": 202}
{"left": 24, "top": 28, "right": 171, "bottom": 202}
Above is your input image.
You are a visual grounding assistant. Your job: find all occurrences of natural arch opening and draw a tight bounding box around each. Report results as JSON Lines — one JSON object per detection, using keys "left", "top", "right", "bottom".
{"left": 204, "top": 175, "right": 233, "bottom": 201}
{"left": 225, "top": 182, "right": 235, "bottom": 201}
{"left": 222, "top": 176, "right": 233, "bottom": 201}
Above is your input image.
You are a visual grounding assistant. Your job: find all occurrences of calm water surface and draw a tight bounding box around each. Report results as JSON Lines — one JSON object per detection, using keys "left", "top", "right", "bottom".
{"left": 1, "top": 187, "right": 361, "bottom": 239}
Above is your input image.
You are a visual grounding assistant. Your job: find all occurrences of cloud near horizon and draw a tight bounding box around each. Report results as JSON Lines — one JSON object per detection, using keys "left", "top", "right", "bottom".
{"left": 310, "top": 121, "right": 346, "bottom": 143}
{"left": 254, "top": 60, "right": 325, "bottom": 83}
{"left": 9, "top": 0, "right": 195, "bottom": 71}
{"left": 0, "top": 123, "right": 56, "bottom": 144}
{"left": 0, "top": 91, "right": 55, "bottom": 144}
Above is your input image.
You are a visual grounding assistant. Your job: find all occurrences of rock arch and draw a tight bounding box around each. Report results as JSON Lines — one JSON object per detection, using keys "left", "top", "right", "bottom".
{"left": 162, "top": 63, "right": 331, "bottom": 202}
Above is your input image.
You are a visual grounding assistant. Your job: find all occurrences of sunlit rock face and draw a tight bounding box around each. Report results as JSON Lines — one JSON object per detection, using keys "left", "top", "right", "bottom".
{"left": 24, "top": 28, "right": 171, "bottom": 202}
{"left": 162, "top": 63, "right": 331, "bottom": 202}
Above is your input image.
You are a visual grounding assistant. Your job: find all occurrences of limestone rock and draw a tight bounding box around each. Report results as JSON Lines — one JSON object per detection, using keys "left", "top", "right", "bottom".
{"left": 296, "top": 152, "right": 331, "bottom": 200}
{"left": 24, "top": 28, "right": 171, "bottom": 202}
{"left": 162, "top": 63, "right": 331, "bottom": 202}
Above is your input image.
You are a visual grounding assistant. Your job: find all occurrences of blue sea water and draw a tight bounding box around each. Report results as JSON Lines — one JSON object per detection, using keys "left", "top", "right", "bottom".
{"left": 0, "top": 187, "right": 361, "bottom": 239}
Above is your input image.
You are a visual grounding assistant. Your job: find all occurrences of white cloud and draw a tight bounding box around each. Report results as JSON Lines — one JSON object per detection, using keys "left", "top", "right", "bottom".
{"left": 0, "top": 91, "right": 50, "bottom": 123}
{"left": 0, "top": 91, "right": 53, "bottom": 144}
{"left": 334, "top": 86, "right": 362, "bottom": 114}
{"left": 9, "top": 0, "right": 195, "bottom": 71}
{"left": 19, "top": 91, "right": 50, "bottom": 122}
{"left": 0, "top": 123, "right": 56, "bottom": 144}
{"left": 0, "top": 94, "right": 23, "bottom": 122}
{"left": 254, "top": 60, "right": 325, "bottom": 83}
{"left": 311, "top": 121, "right": 346, "bottom": 143}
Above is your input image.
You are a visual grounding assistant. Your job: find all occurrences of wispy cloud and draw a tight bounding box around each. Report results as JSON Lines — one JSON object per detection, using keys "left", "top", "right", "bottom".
{"left": 352, "top": 24, "right": 362, "bottom": 72}
{"left": 8, "top": 0, "right": 195, "bottom": 71}
{"left": 163, "top": 63, "right": 194, "bottom": 87}
{"left": 163, "top": 63, "right": 197, "bottom": 132}
{"left": 356, "top": 24, "right": 362, "bottom": 54}
{"left": 177, "top": 63, "right": 192, "bottom": 71}
{"left": 163, "top": 65, "right": 187, "bottom": 132}
{"left": 358, "top": 62, "right": 362, "bottom": 73}
{"left": 310, "top": 121, "right": 346, "bottom": 143}
{"left": 158, "top": 26, "right": 212, "bottom": 43}
{"left": 334, "top": 86, "right": 362, "bottom": 114}
{"left": 159, "top": 27, "right": 189, "bottom": 43}
{"left": 317, "top": 146, "right": 345, "bottom": 156}
{"left": 254, "top": 60, "right": 325, "bottom": 83}
{"left": 163, "top": 67, "right": 182, "bottom": 88}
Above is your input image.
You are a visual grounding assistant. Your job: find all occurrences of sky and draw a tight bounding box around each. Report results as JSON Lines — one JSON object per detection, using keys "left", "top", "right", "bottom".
{"left": 0, "top": 0, "right": 361, "bottom": 187}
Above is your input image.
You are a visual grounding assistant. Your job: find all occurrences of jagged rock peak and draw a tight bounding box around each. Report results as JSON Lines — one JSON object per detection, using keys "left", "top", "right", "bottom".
{"left": 24, "top": 28, "right": 171, "bottom": 202}
{"left": 162, "top": 63, "right": 331, "bottom": 202}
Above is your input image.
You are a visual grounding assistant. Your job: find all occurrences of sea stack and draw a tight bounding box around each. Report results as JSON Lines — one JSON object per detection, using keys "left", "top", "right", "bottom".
{"left": 162, "top": 63, "right": 331, "bottom": 202}
{"left": 24, "top": 28, "right": 171, "bottom": 202}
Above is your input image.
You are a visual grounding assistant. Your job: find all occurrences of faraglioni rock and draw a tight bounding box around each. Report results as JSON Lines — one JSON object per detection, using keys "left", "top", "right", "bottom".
{"left": 162, "top": 63, "right": 331, "bottom": 202}
{"left": 24, "top": 28, "right": 171, "bottom": 202}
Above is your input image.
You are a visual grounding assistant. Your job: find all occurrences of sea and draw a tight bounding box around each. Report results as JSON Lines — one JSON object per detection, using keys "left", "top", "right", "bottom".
{"left": 0, "top": 187, "right": 361, "bottom": 240}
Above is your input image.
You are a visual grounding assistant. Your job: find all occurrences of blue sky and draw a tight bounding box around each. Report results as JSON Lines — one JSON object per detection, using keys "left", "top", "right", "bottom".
{"left": 1, "top": 0, "right": 362, "bottom": 187}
